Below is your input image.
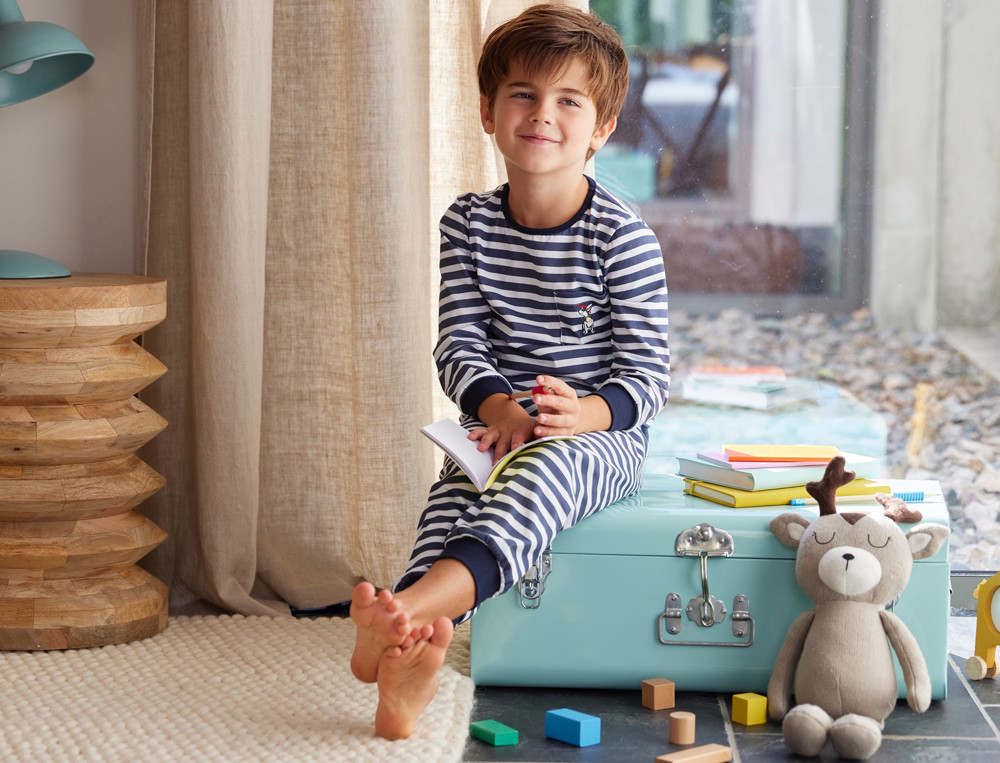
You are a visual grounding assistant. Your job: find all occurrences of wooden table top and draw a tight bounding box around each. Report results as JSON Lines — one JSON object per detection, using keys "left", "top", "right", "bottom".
{"left": 0, "top": 273, "right": 166, "bottom": 311}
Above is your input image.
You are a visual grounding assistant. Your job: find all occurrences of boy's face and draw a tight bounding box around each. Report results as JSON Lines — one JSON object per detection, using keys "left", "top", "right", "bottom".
{"left": 480, "top": 57, "right": 616, "bottom": 183}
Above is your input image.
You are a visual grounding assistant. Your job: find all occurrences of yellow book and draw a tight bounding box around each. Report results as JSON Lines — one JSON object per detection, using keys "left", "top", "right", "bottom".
{"left": 722, "top": 444, "right": 841, "bottom": 463}
{"left": 683, "top": 477, "right": 890, "bottom": 508}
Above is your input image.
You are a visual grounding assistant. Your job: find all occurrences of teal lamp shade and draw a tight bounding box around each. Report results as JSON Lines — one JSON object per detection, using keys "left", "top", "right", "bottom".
{"left": 0, "top": 0, "right": 93, "bottom": 279}
{"left": 0, "top": 0, "right": 94, "bottom": 107}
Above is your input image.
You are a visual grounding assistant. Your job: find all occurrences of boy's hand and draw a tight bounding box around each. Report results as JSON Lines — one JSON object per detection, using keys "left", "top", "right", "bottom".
{"left": 471, "top": 393, "right": 538, "bottom": 464}
{"left": 533, "top": 374, "right": 611, "bottom": 436}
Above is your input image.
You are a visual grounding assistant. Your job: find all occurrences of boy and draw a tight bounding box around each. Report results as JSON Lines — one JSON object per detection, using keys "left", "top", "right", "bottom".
{"left": 351, "top": 4, "right": 670, "bottom": 740}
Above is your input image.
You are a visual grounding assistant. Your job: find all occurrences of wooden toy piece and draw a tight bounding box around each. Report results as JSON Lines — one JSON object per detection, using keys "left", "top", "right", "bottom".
{"left": 469, "top": 719, "right": 518, "bottom": 746}
{"left": 966, "top": 571, "right": 1000, "bottom": 680}
{"left": 655, "top": 742, "right": 733, "bottom": 762}
{"left": 731, "top": 692, "right": 767, "bottom": 725}
{"left": 642, "top": 677, "right": 676, "bottom": 710}
{"left": 544, "top": 708, "right": 600, "bottom": 747}
{"left": 668, "top": 710, "right": 696, "bottom": 745}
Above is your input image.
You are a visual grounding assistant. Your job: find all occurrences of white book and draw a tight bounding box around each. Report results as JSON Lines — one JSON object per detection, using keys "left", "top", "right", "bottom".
{"left": 676, "top": 451, "right": 882, "bottom": 492}
{"left": 420, "top": 418, "right": 576, "bottom": 492}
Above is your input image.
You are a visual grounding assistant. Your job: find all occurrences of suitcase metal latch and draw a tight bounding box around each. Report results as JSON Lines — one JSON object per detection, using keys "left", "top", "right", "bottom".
{"left": 657, "top": 523, "right": 755, "bottom": 647}
{"left": 517, "top": 548, "right": 551, "bottom": 609}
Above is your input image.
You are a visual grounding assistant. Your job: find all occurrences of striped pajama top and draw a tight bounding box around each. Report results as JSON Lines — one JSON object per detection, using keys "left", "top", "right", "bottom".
{"left": 434, "top": 176, "right": 670, "bottom": 430}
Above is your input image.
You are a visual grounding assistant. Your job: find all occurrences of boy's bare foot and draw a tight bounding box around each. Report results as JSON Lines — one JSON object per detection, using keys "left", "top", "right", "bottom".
{"left": 373, "top": 616, "right": 454, "bottom": 740}
{"left": 350, "top": 581, "right": 410, "bottom": 683}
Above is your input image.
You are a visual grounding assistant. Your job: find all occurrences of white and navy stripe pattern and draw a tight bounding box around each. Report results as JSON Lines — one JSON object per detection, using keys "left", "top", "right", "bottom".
{"left": 398, "top": 178, "right": 669, "bottom": 620}
{"left": 397, "top": 423, "right": 648, "bottom": 621}
{"left": 434, "top": 177, "right": 670, "bottom": 428}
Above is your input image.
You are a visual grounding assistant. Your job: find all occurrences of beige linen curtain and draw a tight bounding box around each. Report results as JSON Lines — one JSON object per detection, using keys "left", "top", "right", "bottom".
{"left": 134, "top": 0, "right": 551, "bottom": 615}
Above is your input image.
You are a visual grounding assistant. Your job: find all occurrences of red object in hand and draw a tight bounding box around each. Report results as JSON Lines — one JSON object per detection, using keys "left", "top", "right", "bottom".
{"left": 508, "top": 385, "right": 552, "bottom": 400}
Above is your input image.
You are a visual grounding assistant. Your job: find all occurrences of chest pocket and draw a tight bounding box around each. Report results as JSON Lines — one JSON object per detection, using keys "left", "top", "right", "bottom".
{"left": 555, "top": 288, "right": 607, "bottom": 345}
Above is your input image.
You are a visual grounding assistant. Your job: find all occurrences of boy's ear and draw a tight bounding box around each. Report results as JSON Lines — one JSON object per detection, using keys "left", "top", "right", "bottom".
{"left": 480, "top": 95, "right": 495, "bottom": 135}
{"left": 589, "top": 115, "right": 617, "bottom": 152}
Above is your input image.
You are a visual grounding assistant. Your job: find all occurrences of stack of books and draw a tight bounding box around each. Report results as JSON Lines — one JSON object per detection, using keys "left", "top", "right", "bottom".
{"left": 672, "top": 365, "right": 819, "bottom": 410}
{"left": 677, "top": 444, "right": 887, "bottom": 508}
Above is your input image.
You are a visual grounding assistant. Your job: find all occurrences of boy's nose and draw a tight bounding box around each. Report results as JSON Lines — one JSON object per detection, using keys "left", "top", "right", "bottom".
{"left": 530, "top": 107, "right": 553, "bottom": 124}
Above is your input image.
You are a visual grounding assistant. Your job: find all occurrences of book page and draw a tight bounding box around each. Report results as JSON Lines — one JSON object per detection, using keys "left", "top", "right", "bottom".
{"left": 420, "top": 419, "right": 494, "bottom": 491}
{"left": 420, "top": 418, "right": 577, "bottom": 492}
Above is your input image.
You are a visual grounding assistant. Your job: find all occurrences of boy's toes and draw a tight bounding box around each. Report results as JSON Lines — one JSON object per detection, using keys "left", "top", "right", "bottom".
{"left": 429, "top": 617, "right": 454, "bottom": 648}
{"left": 351, "top": 581, "right": 377, "bottom": 609}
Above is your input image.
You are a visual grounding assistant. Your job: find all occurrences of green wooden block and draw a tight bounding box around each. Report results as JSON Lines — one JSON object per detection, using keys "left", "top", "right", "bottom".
{"left": 470, "top": 719, "right": 519, "bottom": 746}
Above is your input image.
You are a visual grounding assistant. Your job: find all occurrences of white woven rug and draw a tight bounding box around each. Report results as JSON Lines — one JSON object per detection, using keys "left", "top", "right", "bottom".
{"left": 0, "top": 615, "right": 474, "bottom": 762}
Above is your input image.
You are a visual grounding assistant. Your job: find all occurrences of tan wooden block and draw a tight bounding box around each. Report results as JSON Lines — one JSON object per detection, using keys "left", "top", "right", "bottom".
{"left": 1, "top": 359, "right": 86, "bottom": 385}
{"left": 0, "top": 274, "right": 166, "bottom": 311}
{"left": 0, "top": 423, "right": 38, "bottom": 459}
{"left": 24, "top": 405, "right": 83, "bottom": 422}
{"left": 0, "top": 518, "right": 76, "bottom": 538}
{"left": 642, "top": 678, "right": 676, "bottom": 710}
{"left": 0, "top": 596, "right": 35, "bottom": 628}
{"left": 106, "top": 405, "right": 168, "bottom": 451}
{"left": 0, "top": 348, "right": 40, "bottom": 363}
{"left": 0, "top": 455, "right": 164, "bottom": 521}
{"left": 0, "top": 406, "right": 34, "bottom": 422}
{"left": 0, "top": 309, "right": 76, "bottom": 332}
{"left": 0, "top": 312, "right": 75, "bottom": 349}
{"left": 74, "top": 306, "right": 145, "bottom": 327}
{"left": 0, "top": 343, "right": 166, "bottom": 405}
{"left": 33, "top": 594, "right": 116, "bottom": 628}
{"left": 656, "top": 743, "right": 732, "bottom": 762}
{"left": 36, "top": 419, "right": 119, "bottom": 458}
{"left": 0, "top": 512, "right": 165, "bottom": 579}
{"left": 669, "top": 711, "right": 696, "bottom": 745}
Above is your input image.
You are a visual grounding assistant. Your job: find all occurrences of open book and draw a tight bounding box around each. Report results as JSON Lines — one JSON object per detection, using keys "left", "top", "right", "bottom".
{"left": 420, "top": 418, "right": 576, "bottom": 492}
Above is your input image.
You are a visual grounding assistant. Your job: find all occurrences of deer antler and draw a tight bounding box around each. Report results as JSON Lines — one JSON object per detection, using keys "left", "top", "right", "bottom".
{"left": 805, "top": 456, "right": 856, "bottom": 516}
{"left": 875, "top": 492, "right": 923, "bottom": 523}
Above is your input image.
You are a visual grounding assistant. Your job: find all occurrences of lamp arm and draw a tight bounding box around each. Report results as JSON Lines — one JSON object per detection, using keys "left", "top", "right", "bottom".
{"left": 0, "top": 0, "right": 25, "bottom": 26}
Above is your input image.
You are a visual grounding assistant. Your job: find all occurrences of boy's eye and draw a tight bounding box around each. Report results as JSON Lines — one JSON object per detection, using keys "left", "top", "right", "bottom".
{"left": 561, "top": 99, "right": 580, "bottom": 107}
{"left": 512, "top": 91, "right": 533, "bottom": 99}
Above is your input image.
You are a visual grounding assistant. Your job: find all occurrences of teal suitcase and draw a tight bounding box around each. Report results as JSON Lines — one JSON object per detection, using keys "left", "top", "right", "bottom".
{"left": 469, "top": 474, "right": 950, "bottom": 699}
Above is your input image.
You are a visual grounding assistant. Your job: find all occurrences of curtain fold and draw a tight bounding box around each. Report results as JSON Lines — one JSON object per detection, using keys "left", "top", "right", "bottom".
{"left": 135, "top": 0, "right": 557, "bottom": 615}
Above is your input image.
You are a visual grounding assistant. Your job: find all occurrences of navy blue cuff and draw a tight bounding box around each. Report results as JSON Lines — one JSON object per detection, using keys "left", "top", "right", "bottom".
{"left": 595, "top": 385, "right": 637, "bottom": 430}
{"left": 440, "top": 537, "right": 502, "bottom": 609}
{"left": 460, "top": 376, "right": 512, "bottom": 418}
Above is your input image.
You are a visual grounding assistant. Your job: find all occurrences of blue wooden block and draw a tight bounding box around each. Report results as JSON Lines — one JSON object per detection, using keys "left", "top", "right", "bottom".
{"left": 545, "top": 708, "right": 600, "bottom": 747}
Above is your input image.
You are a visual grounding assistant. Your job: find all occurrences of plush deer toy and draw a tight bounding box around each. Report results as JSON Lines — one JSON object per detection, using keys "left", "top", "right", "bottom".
{"left": 767, "top": 457, "right": 949, "bottom": 759}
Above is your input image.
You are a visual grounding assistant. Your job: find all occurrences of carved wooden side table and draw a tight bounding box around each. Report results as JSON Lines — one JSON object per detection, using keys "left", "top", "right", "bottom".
{"left": 0, "top": 273, "right": 168, "bottom": 649}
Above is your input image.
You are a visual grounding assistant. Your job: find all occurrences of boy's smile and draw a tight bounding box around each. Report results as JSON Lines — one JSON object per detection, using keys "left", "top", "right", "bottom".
{"left": 481, "top": 58, "right": 616, "bottom": 190}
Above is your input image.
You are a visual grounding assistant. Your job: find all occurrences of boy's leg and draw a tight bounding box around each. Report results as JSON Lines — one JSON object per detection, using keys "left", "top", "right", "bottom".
{"left": 351, "top": 465, "right": 480, "bottom": 685}
{"left": 393, "top": 558, "right": 477, "bottom": 626}
{"left": 374, "top": 616, "right": 455, "bottom": 740}
{"left": 395, "top": 428, "right": 645, "bottom": 614}
{"left": 349, "top": 582, "right": 411, "bottom": 683}
{"left": 446, "top": 428, "right": 646, "bottom": 594}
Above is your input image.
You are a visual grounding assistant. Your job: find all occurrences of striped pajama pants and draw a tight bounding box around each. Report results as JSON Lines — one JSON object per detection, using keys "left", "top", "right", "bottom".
{"left": 396, "top": 424, "right": 649, "bottom": 623}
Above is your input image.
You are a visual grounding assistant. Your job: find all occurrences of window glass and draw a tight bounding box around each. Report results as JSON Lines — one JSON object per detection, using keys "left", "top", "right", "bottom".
{"left": 593, "top": 0, "right": 857, "bottom": 305}
{"left": 591, "top": 1, "right": 999, "bottom": 577}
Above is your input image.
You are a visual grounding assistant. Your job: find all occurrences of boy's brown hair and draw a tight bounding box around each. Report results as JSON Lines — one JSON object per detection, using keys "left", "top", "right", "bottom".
{"left": 478, "top": 3, "right": 629, "bottom": 132}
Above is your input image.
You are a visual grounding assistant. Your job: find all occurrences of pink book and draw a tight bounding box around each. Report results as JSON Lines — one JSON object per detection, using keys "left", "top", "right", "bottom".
{"left": 696, "top": 451, "right": 829, "bottom": 470}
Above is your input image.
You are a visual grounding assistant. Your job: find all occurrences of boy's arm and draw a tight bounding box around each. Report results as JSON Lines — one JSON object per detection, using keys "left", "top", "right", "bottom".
{"left": 593, "top": 220, "right": 670, "bottom": 429}
{"left": 433, "top": 202, "right": 511, "bottom": 413}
